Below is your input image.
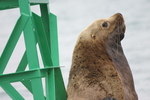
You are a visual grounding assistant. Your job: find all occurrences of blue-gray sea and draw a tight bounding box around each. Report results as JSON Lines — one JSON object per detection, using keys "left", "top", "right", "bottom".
{"left": 0, "top": 0, "right": 150, "bottom": 99}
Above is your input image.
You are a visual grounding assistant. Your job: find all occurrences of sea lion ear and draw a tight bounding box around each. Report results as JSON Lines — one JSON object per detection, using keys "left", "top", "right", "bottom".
{"left": 91, "top": 34, "right": 96, "bottom": 39}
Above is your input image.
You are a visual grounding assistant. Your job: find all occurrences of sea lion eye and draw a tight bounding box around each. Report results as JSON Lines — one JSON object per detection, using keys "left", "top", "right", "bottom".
{"left": 102, "top": 22, "right": 108, "bottom": 27}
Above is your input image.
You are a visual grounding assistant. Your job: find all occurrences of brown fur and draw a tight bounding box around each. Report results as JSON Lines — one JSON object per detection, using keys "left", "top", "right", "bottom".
{"left": 67, "top": 13, "right": 138, "bottom": 100}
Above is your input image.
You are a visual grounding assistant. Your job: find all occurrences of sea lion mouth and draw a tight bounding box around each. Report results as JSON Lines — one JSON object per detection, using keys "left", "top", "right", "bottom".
{"left": 115, "top": 23, "right": 126, "bottom": 41}
{"left": 110, "top": 13, "right": 126, "bottom": 43}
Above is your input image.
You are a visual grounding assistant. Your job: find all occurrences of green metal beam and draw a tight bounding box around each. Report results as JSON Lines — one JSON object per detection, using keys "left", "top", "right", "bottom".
{"left": 46, "top": 13, "right": 67, "bottom": 100}
{"left": 1, "top": 82, "right": 24, "bottom": 100}
{"left": 0, "top": 14, "right": 29, "bottom": 74}
{"left": 32, "top": 12, "right": 53, "bottom": 67}
{"left": 23, "top": 17, "right": 40, "bottom": 70}
{"left": 30, "top": 78, "right": 45, "bottom": 100}
{"left": 30, "top": 0, "right": 49, "bottom": 3}
{"left": 16, "top": 51, "right": 28, "bottom": 72}
{"left": 40, "top": 4, "right": 51, "bottom": 45}
{"left": 0, "top": 66, "right": 61, "bottom": 83}
{"left": 21, "top": 80, "right": 33, "bottom": 93}
{"left": 0, "top": 0, "right": 19, "bottom": 10}
{"left": 49, "top": 13, "right": 60, "bottom": 66}
{"left": 0, "top": 0, "right": 49, "bottom": 10}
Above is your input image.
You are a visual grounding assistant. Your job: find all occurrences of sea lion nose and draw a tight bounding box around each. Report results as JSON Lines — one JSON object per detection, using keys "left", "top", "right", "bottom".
{"left": 111, "top": 13, "right": 123, "bottom": 19}
{"left": 116, "top": 13, "right": 122, "bottom": 16}
{"left": 115, "top": 13, "right": 124, "bottom": 25}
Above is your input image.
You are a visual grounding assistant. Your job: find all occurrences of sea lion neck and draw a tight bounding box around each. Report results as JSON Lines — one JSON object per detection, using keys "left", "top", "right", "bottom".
{"left": 72, "top": 38, "right": 111, "bottom": 63}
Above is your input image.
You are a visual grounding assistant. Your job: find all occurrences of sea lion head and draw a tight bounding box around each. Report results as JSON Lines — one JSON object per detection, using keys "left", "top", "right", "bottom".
{"left": 79, "top": 13, "right": 126, "bottom": 44}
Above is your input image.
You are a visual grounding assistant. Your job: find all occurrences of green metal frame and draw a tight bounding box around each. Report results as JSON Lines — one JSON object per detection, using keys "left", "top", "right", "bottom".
{"left": 0, "top": 0, "right": 67, "bottom": 100}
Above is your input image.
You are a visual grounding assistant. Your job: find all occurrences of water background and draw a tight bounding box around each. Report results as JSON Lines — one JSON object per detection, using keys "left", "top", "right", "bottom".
{"left": 0, "top": 0, "right": 150, "bottom": 99}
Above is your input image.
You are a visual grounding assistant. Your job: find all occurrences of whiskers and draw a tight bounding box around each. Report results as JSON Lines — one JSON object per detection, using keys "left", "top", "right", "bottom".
{"left": 116, "top": 29, "right": 120, "bottom": 58}
{"left": 113, "top": 26, "right": 122, "bottom": 58}
{"left": 107, "top": 23, "right": 125, "bottom": 59}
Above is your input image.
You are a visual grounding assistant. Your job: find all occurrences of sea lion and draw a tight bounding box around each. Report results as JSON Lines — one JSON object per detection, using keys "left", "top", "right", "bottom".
{"left": 67, "top": 13, "right": 138, "bottom": 100}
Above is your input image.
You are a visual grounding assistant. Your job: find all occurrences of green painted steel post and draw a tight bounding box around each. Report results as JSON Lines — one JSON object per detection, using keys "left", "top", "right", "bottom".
{"left": 0, "top": 0, "right": 67, "bottom": 100}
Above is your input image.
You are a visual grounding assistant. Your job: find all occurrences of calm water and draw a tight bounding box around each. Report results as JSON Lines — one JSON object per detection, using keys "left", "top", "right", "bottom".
{"left": 0, "top": 0, "right": 150, "bottom": 99}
